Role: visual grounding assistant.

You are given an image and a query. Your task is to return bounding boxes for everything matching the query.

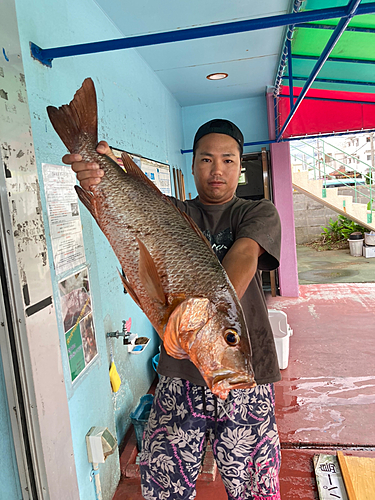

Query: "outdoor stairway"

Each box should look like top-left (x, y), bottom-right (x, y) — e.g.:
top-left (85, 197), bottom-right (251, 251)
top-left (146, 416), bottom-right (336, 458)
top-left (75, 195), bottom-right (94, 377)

top-left (292, 171), bottom-right (375, 232)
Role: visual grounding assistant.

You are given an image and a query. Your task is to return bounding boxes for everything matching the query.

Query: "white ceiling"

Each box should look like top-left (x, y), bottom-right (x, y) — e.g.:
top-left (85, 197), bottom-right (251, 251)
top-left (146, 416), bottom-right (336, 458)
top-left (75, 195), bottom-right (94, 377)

top-left (94, 0), bottom-right (292, 106)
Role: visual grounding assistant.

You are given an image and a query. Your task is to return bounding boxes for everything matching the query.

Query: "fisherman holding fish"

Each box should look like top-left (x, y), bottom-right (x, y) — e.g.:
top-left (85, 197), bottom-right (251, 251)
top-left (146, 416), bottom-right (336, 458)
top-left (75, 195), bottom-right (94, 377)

top-left (60, 86), bottom-right (281, 500)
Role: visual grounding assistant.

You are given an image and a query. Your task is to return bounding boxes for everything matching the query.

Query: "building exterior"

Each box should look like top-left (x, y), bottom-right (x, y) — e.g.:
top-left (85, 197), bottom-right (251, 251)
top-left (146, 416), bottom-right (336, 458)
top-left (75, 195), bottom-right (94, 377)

top-left (291, 133), bottom-right (375, 181)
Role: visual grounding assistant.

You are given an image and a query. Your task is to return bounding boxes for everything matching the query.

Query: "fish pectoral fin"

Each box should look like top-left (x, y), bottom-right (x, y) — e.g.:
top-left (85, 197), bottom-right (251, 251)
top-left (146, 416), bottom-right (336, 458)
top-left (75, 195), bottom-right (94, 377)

top-left (136, 237), bottom-right (166, 306)
top-left (75, 186), bottom-right (99, 220)
top-left (117, 269), bottom-right (142, 308)
top-left (163, 297), bottom-right (211, 359)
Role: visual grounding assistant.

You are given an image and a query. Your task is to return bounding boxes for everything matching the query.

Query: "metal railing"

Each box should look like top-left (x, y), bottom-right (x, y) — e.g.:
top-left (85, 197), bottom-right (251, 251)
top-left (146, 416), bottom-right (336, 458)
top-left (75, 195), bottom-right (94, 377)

top-left (291, 138), bottom-right (374, 223)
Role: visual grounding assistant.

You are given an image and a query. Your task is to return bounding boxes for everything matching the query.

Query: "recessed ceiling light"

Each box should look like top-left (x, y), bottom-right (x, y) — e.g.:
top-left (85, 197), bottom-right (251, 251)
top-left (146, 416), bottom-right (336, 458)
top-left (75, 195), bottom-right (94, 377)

top-left (206, 73), bottom-right (228, 80)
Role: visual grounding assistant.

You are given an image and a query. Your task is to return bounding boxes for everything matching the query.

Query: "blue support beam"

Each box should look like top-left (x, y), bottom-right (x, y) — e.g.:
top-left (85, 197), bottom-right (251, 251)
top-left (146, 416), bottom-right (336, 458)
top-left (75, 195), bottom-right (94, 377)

top-left (286, 38), bottom-right (294, 111)
top-left (279, 94), bottom-right (375, 105)
top-left (30, 3), bottom-right (375, 67)
top-left (276, 0), bottom-right (363, 142)
top-left (282, 75), bottom-right (375, 87)
top-left (281, 127), bottom-right (375, 143)
top-left (299, 22), bottom-right (375, 34)
top-left (180, 128), bottom-right (375, 154)
top-left (274, 95), bottom-right (279, 142)
top-left (292, 54), bottom-right (375, 65)
top-left (273, 0), bottom-right (303, 98)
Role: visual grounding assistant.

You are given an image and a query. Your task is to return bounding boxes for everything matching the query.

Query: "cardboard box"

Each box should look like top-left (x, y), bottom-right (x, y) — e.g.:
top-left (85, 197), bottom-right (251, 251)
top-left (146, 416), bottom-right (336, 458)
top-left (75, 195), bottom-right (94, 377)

top-left (363, 245), bottom-right (375, 258)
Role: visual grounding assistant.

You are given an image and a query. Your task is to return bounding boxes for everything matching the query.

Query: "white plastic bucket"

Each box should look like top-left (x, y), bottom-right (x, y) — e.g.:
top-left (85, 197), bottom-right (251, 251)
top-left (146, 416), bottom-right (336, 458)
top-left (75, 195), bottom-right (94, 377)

top-left (348, 239), bottom-right (363, 257)
top-left (268, 310), bottom-right (293, 370)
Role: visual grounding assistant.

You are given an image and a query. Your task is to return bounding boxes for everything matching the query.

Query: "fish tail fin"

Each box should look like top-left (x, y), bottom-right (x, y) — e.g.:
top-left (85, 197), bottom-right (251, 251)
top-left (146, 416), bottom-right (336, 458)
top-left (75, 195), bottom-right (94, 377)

top-left (47, 78), bottom-right (98, 154)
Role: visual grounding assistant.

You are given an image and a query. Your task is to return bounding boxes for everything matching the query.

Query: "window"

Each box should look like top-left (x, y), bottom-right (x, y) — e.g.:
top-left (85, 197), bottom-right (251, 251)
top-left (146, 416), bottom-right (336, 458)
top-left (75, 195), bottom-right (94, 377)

top-left (368, 155), bottom-right (372, 161)
top-left (367, 137), bottom-right (371, 142)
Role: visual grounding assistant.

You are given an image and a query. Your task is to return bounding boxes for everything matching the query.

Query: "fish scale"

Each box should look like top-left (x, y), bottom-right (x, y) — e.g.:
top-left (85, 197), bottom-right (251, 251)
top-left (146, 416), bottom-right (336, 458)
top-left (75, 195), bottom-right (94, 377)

top-left (46, 78), bottom-right (256, 399)
top-left (89, 157), bottom-right (225, 304)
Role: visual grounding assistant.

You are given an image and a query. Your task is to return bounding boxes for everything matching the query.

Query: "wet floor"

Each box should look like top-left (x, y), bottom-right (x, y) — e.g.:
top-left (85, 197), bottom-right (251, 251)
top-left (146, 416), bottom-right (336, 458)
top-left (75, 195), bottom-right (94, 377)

top-left (268, 283), bottom-right (375, 499)
top-left (114, 282), bottom-right (375, 499)
top-left (297, 245), bottom-right (375, 284)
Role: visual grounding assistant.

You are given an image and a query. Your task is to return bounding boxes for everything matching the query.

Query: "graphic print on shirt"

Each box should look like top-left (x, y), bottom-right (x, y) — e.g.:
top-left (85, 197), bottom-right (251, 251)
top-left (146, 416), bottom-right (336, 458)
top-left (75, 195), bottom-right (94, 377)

top-left (202, 228), bottom-right (233, 262)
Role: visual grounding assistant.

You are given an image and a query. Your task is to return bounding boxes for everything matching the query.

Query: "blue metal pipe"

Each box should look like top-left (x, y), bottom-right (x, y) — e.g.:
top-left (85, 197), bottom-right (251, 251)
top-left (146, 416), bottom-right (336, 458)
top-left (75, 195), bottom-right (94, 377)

top-left (276, 0), bottom-right (363, 142)
top-left (283, 75), bottom-right (375, 87)
top-left (180, 127), bottom-right (375, 154)
top-left (299, 22), bottom-right (375, 34)
top-left (279, 94), bottom-right (375, 105)
top-left (181, 140), bottom-right (275, 154)
top-left (273, 0), bottom-right (303, 98)
top-left (286, 38), bottom-right (294, 111)
top-left (292, 54), bottom-right (375, 65)
top-left (274, 95), bottom-right (279, 139)
top-left (284, 128), bottom-right (375, 142)
top-left (30, 3), bottom-right (375, 67)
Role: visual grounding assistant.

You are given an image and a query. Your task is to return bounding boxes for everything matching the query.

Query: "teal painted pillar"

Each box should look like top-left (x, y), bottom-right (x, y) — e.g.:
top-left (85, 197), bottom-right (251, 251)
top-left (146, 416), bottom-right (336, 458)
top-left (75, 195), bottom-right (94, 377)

top-left (266, 93), bottom-right (299, 297)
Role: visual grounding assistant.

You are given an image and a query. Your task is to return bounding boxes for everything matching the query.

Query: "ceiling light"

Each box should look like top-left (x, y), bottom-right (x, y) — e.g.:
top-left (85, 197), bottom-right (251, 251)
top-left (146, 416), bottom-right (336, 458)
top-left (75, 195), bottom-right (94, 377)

top-left (206, 73), bottom-right (228, 80)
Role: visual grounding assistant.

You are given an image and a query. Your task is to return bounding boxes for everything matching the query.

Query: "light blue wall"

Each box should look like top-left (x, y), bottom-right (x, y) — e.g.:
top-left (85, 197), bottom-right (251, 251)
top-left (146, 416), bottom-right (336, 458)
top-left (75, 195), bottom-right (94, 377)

top-left (181, 96), bottom-right (269, 198)
top-left (12, 1), bottom-right (270, 498)
top-left (0, 352), bottom-right (22, 499)
top-left (15, 0), bottom-right (184, 498)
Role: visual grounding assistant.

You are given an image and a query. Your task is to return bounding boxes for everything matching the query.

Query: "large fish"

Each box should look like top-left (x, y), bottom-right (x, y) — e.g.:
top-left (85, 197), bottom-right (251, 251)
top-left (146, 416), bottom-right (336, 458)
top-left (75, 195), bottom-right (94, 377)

top-left (47, 78), bottom-right (255, 399)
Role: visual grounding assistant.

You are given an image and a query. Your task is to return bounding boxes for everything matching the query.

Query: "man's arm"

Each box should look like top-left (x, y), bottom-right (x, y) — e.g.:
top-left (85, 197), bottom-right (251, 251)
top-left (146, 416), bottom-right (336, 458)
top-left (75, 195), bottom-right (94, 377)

top-left (222, 237), bottom-right (264, 300)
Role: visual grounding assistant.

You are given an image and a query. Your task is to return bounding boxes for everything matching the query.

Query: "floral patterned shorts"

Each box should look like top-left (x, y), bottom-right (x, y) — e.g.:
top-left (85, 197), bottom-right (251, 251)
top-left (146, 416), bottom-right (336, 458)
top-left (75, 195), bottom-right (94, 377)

top-left (140, 376), bottom-right (281, 500)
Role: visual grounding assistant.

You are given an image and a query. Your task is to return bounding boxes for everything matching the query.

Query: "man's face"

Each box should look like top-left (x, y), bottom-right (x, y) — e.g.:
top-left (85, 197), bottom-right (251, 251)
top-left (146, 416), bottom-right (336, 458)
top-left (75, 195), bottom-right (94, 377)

top-left (192, 133), bottom-right (241, 205)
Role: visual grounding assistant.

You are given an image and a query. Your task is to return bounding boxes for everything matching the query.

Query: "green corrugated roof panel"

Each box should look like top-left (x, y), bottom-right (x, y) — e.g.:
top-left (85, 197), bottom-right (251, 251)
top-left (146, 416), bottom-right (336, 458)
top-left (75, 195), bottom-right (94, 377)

top-left (284, 0), bottom-right (375, 93)
top-left (292, 29), bottom-right (375, 60)
top-left (291, 58), bottom-right (375, 81)
top-left (302, 0), bottom-right (375, 11)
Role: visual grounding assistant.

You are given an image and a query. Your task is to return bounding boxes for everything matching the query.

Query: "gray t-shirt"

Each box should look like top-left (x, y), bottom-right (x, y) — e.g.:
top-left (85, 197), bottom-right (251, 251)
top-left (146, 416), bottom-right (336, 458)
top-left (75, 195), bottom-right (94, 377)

top-left (157, 195), bottom-right (282, 386)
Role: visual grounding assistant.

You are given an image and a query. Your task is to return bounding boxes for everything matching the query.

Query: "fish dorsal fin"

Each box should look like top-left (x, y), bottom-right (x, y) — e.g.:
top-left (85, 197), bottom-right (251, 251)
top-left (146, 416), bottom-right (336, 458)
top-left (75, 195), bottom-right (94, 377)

top-left (47, 78), bottom-right (97, 154)
top-left (120, 153), bottom-right (162, 196)
top-left (117, 269), bottom-right (142, 308)
top-left (75, 185), bottom-right (99, 220)
top-left (136, 237), bottom-right (166, 305)
top-left (178, 208), bottom-right (217, 257)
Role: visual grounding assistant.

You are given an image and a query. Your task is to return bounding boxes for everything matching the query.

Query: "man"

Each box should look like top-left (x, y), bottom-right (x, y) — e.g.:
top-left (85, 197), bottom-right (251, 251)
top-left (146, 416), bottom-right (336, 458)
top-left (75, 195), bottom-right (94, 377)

top-left (64, 119), bottom-right (282, 500)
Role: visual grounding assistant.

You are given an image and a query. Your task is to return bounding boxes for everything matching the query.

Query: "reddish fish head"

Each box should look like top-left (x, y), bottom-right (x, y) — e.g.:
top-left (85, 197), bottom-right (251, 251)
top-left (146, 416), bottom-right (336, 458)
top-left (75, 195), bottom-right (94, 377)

top-left (163, 297), bottom-right (255, 399)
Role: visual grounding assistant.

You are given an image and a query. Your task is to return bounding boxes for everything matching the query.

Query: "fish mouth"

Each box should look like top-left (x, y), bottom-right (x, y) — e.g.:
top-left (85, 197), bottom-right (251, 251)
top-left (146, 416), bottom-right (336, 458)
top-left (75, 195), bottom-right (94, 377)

top-left (212, 371), bottom-right (255, 389)
top-left (211, 371), bottom-right (256, 400)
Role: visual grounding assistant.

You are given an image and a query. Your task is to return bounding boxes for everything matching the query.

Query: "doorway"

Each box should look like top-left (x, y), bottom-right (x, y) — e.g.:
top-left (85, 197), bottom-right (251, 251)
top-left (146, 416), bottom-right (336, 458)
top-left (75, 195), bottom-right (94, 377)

top-left (236, 150), bottom-right (278, 295)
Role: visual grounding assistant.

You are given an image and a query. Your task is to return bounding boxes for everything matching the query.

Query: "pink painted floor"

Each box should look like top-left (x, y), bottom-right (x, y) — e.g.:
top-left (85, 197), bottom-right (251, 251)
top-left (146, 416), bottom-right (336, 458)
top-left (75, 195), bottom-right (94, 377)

top-left (114, 283), bottom-right (375, 500)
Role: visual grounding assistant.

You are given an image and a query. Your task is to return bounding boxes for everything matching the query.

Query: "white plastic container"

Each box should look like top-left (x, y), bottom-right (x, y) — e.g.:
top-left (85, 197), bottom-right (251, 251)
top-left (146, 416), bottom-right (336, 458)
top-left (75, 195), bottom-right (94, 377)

top-left (268, 309), bottom-right (293, 370)
top-left (364, 232), bottom-right (375, 246)
top-left (348, 238), bottom-right (364, 257)
top-left (363, 244), bottom-right (375, 258)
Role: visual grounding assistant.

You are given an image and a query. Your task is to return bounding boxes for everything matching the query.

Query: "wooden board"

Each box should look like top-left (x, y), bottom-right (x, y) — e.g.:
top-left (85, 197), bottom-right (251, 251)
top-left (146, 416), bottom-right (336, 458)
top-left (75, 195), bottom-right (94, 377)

top-left (338, 451), bottom-right (375, 500)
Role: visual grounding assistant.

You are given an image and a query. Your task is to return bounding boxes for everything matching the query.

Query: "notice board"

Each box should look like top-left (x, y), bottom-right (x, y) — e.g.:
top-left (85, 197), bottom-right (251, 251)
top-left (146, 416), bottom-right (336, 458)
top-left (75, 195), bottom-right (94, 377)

top-left (111, 148), bottom-right (172, 196)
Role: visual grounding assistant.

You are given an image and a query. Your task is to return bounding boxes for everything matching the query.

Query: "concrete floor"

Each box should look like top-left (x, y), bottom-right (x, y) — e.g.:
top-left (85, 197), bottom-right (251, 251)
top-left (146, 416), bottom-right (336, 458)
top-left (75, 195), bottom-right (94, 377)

top-left (297, 245), bottom-right (375, 285)
top-left (113, 281), bottom-right (375, 500)
top-left (269, 283), bottom-right (375, 499)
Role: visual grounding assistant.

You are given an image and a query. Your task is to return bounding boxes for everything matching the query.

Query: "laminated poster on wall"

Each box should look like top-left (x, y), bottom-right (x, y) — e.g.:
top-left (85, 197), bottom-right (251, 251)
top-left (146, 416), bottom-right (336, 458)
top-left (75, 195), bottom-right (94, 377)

top-left (112, 148), bottom-right (172, 196)
top-left (58, 267), bottom-right (98, 382)
top-left (42, 163), bottom-right (86, 276)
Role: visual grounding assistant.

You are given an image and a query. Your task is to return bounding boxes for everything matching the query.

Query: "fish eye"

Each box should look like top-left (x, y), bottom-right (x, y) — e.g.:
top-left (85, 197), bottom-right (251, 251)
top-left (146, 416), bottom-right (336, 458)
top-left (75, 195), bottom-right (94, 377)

top-left (224, 329), bottom-right (240, 346)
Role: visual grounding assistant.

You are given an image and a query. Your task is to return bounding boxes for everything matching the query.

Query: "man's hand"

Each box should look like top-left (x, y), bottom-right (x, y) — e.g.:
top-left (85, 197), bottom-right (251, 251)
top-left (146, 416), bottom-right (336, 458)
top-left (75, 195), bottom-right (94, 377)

top-left (62, 140), bottom-right (116, 190)
top-left (222, 238), bottom-right (264, 300)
